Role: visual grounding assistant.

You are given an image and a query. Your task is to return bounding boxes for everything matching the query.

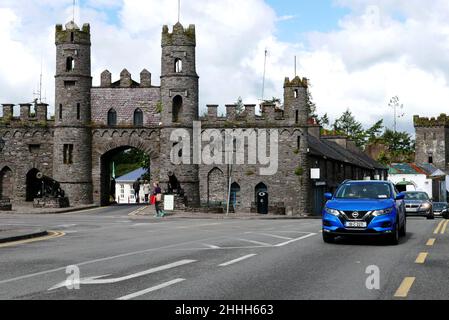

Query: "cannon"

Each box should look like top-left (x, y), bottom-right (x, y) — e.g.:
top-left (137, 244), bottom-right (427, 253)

top-left (167, 171), bottom-right (184, 196)
top-left (36, 171), bottom-right (66, 198)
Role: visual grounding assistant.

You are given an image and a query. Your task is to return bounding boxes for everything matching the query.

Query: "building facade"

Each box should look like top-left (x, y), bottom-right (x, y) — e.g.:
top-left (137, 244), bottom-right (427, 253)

top-left (0, 20), bottom-right (384, 215)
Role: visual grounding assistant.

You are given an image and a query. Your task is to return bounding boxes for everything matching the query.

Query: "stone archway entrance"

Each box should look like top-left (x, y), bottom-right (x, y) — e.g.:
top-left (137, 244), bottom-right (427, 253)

top-left (0, 167), bottom-right (13, 200)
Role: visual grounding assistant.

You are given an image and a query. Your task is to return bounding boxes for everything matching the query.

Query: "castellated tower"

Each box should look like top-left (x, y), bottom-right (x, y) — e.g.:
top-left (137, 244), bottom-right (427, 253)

top-left (53, 21), bottom-right (93, 204)
top-left (159, 23), bottom-right (200, 206)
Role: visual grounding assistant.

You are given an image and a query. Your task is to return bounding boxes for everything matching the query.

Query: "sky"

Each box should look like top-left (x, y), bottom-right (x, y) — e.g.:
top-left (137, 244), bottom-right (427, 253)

top-left (1, 0), bottom-right (449, 134)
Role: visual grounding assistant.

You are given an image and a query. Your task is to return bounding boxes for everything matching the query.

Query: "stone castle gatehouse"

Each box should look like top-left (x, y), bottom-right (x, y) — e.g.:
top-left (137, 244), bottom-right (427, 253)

top-left (0, 20), bottom-right (385, 215)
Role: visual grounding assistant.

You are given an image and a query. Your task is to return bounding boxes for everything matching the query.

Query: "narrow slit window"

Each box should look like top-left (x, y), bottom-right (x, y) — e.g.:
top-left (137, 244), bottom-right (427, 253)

top-left (59, 104), bottom-right (63, 120)
top-left (133, 109), bottom-right (144, 127)
top-left (175, 58), bottom-right (183, 73)
top-left (70, 32), bottom-right (74, 42)
top-left (77, 103), bottom-right (81, 120)
top-left (66, 57), bottom-right (75, 72)
top-left (294, 89), bottom-right (298, 98)
top-left (295, 110), bottom-right (299, 124)
top-left (297, 136), bottom-right (301, 150)
top-left (63, 144), bottom-right (74, 165)
top-left (107, 109), bottom-right (117, 126)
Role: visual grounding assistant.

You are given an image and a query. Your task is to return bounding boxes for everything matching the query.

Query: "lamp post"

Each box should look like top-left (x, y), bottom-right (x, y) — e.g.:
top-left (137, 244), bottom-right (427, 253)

top-left (0, 137), bottom-right (5, 152)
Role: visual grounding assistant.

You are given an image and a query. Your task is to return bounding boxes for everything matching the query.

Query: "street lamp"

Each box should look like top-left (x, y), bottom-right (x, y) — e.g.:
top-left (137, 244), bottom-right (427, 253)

top-left (0, 137), bottom-right (5, 152)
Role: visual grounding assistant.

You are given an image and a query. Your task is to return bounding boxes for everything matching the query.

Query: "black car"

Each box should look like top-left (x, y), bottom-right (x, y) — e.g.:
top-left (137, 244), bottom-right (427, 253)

top-left (404, 192), bottom-right (434, 220)
top-left (433, 202), bottom-right (449, 218)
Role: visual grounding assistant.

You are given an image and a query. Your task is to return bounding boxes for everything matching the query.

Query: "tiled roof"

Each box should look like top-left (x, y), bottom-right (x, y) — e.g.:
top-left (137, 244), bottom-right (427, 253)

top-left (116, 167), bottom-right (148, 182)
top-left (308, 135), bottom-right (386, 170)
top-left (388, 163), bottom-right (444, 176)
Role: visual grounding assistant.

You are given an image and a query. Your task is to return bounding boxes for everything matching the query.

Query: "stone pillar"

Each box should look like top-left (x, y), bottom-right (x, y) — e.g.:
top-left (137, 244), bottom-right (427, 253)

top-left (140, 69), bottom-right (152, 88)
top-left (1, 104), bottom-right (14, 120)
top-left (20, 103), bottom-right (31, 120)
top-left (207, 105), bottom-right (218, 118)
top-left (101, 70), bottom-right (111, 87)
top-left (226, 105), bottom-right (236, 120)
top-left (120, 69), bottom-right (132, 88)
top-left (36, 103), bottom-right (48, 122)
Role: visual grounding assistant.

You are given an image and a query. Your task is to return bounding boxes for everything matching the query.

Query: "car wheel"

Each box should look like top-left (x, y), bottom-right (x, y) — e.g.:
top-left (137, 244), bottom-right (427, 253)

top-left (387, 221), bottom-right (400, 245)
top-left (399, 217), bottom-right (407, 237)
top-left (323, 232), bottom-right (335, 244)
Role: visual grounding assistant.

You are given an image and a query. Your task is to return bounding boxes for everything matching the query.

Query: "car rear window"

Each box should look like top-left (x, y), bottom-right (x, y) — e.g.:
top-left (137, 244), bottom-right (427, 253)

top-left (404, 193), bottom-right (429, 201)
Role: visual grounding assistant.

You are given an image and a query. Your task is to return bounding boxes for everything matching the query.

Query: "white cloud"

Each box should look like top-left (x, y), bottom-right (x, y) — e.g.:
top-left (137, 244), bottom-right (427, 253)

top-left (1, 0), bottom-right (449, 135)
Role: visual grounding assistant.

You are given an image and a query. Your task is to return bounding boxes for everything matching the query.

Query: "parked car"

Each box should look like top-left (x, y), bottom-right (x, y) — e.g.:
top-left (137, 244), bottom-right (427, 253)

top-left (432, 202), bottom-right (448, 218)
top-left (322, 180), bottom-right (407, 245)
top-left (403, 191), bottom-right (434, 220)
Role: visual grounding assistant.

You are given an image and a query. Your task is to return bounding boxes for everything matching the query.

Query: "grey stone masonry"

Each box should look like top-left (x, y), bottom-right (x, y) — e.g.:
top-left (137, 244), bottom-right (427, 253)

top-left (414, 114), bottom-right (449, 172)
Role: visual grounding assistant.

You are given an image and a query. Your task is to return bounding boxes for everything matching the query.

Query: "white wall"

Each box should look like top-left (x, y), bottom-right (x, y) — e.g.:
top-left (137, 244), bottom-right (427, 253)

top-left (116, 182), bottom-right (145, 204)
top-left (388, 174), bottom-right (433, 197)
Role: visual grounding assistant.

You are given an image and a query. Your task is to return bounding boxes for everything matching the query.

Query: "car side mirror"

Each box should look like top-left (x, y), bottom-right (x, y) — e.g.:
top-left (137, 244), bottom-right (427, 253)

top-left (396, 192), bottom-right (406, 200)
top-left (324, 193), bottom-right (333, 201)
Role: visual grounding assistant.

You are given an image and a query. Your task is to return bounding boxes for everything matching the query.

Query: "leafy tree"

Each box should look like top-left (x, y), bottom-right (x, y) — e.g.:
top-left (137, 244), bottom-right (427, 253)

top-left (235, 96), bottom-right (244, 115)
top-left (333, 109), bottom-right (366, 147)
top-left (365, 120), bottom-right (384, 143)
top-left (319, 113), bottom-right (330, 129)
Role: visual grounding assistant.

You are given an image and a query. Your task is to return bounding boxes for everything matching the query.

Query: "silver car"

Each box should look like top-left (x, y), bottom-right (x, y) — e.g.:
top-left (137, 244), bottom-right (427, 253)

top-left (404, 192), bottom-right (434, 220)
top-left (432, 202), bottom-right (449, 218)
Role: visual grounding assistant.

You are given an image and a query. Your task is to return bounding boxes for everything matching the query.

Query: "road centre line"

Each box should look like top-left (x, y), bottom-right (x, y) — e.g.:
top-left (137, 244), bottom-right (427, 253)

top-left (426, 239), bottom-right (436, 246)
top-left (219, 254), bottom-right (257, 267)
top-left (434, 220), bottom-right (445, 234)
top-left (394, 277), bottom-right (415, 298)
top-left (117, 278), bottom-right (185, 300)
top-left (415, 252), bottom-right (428, 264)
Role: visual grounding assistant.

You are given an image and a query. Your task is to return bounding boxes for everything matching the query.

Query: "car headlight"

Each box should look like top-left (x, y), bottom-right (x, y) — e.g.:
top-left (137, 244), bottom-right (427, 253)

top-left (372, 208), bottom-right (394, 217)
top-left (325, 207), bottom-right (340, 216)
top-left (420, 203), bottom-right (431, 210)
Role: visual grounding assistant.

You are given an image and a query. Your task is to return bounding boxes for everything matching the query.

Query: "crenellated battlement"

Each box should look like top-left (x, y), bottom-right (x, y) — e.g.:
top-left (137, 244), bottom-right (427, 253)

top-left (99, 69), bottom-right (155, 88)
top-left (284, 76), bottom-right (308, 88)
top-left (162, 22), bottom-right (196, 46)
top-left (201, 102), bottom-right (288, 125)
top-left (55, 21), bottom-right (90, 44)
top-left (414, 114), bottom-right (449, 128)
top-left (0, 103), bottom-right (52, 126)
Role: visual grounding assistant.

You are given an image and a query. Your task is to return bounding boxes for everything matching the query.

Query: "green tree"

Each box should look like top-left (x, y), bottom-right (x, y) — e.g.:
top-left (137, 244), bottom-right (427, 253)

top-left (333, 109), bottom-right (366, 147)
top-left (365, 120), bottom-right (384, 143)
top-left (235, 97), bottom-right (244, 115)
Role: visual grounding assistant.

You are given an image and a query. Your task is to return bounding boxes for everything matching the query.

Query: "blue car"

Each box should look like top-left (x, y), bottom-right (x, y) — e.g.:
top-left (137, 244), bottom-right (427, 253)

top-left (322, 180), bottom-right (407, 245)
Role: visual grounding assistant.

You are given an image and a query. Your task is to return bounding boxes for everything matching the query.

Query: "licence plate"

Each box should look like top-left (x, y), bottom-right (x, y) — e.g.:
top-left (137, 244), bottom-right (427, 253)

top-left (345, 221), bottom-right (367, 228)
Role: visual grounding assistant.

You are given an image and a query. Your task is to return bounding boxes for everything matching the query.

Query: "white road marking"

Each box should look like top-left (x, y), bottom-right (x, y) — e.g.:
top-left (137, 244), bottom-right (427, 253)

top-left (274, 233), bottom-right (317, 247)
top-left (55, 224), bottom-right (77, 228)
top-left (232, 238), bottom-right (272, 247)
top-left (117, 279), bottom-right (185, 300)
top-left (219, 254), bottom-right (257, 267)
top-left (246, 232), bottom-right (293, 240)
top-left (176, 223), bottom-right (221, 229)
top-left (203, 244), bottom-right (220, 249)
top-left (49, 260), bottom-right (196, 290)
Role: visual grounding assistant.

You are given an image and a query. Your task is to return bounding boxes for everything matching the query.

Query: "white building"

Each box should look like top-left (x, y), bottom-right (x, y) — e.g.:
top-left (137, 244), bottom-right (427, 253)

top-left (115, 168), bottom-right (149, 204)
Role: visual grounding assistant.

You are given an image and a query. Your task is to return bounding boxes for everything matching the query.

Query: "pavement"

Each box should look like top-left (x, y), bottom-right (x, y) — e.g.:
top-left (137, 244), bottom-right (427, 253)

top-left (0, 204), bottom-right (449, 300)
top-left (0, 227), bottom-right (48, 244)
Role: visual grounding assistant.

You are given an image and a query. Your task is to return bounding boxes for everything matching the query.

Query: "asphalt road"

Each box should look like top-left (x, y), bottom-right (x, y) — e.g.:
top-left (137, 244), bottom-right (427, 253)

top-left (0, 205), bottom-right (448, 300)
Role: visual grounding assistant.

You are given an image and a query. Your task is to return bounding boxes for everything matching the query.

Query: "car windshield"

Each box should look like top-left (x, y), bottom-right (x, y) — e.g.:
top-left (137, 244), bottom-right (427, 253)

top-left (335, 183), bottom-right (391, 200)
top-left (404, 192), bottom-right (429, 201)
top-left (433, 202), bottom-right (447, 210)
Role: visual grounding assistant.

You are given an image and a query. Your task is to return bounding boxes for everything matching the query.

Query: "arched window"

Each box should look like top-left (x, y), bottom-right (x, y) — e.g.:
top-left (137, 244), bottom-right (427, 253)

top-left (134, 109), bottom-right (144, 127)
top-left (107, 109), bottom-right (117, 126)
top-left (175, 58), bottom-right (183, 73)
top-left (0, 166), bottom-right (13, 200)
top-left (66, 57), bottom-right (75, 72)
top-left (173, 95), bottom-right (183, 123)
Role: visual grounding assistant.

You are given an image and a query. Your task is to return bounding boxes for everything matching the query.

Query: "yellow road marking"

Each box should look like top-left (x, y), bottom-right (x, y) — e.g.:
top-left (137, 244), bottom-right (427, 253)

top-left (434, 220), bottom-right (445, 234)
top-left (0, 231), bottom-right (65, 248)
top-left (415, 252), bottom-right (428, 264)
top-left (426, 238), bottom-right (436, 246)
top-left (440, 220), bottom-right (449, 235)
top-left (394, 277), bottom-right (416, 298)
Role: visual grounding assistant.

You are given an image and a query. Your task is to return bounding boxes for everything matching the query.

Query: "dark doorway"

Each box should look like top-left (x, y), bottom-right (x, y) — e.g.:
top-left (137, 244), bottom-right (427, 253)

top-left (255, 182), bottom-right (268, 214)
top-left (26, 168), bottom-right (41, 202)
top-left (0, 167), bottom-right (13, 200)
top-left (173, 95), bottom-right (183, 123)
top-left (230, 182), bottom-right (241, 209)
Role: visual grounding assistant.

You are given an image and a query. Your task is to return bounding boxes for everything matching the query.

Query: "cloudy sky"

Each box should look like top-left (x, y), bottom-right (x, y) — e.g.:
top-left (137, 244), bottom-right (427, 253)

top-left (1, 0), bottom-right (449, 134)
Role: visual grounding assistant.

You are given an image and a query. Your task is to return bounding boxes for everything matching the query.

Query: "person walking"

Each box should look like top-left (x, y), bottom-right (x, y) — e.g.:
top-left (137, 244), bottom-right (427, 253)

top-left (133, 179), bottom-right (141, 204)
top-left (153, 182), bottom-right (164, 217)
top-left (143, 180), bottom-right (151, 203)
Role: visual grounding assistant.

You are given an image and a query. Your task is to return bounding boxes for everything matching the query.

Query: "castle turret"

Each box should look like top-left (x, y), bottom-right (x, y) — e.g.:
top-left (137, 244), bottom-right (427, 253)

top-left (53, 21), bottom-right (93, 204)
top-left (283, 76), bottom-right (309, 126)
top-left (159, 22), bottom-right (200, 206)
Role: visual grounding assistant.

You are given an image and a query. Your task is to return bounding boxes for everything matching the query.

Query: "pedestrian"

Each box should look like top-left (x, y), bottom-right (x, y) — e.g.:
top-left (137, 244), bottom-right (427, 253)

top-left (143, 180), bottom-right (151, 203)
top-left (153, 182), bottom-right (164, 217)
top-left (133, 179), bottom-right (141, 204)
